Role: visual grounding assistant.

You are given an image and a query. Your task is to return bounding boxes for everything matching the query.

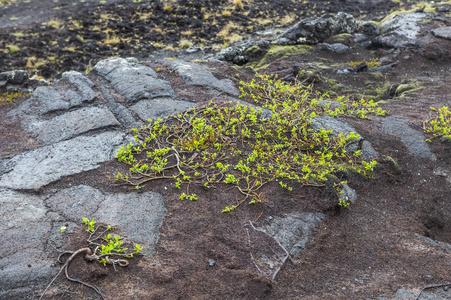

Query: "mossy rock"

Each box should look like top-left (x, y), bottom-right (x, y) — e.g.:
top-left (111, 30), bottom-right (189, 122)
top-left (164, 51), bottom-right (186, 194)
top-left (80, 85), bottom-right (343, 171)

top-left (327, 33), bottom-right (353, 44)
top-left (363, 81), bottom-right (392, 100)
top-left (395, 82), bottom-right (423, 98)
top-left (380, 155), bottom-right (402, 172)
top-left (298, 69), bottom-right (324, 84)
top-left (249, 44), bottom-right (313, 70)
top-left (369, 72), bottom-right (384, 81)
top-left (327, 79), bottom-right (345, 93)
top-left (244, 45), bottom-right (263, 55)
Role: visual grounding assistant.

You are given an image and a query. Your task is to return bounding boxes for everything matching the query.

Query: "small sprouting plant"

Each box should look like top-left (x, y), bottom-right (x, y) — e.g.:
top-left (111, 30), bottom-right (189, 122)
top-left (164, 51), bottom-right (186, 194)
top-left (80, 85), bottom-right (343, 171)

top-left (134, 243), bottom-right (144, 254)
top-left (335, 180), bottom-right (350, 208)
top-left (224, 174), bottom-right (239, 184)
top-left (425, 106), bottom-right (451, 141)
top-left (111, 74), bottom-right (385, 213)
top-left (84, 59), bottom-right (93, 74)
top-left (180, 193), bottom-right (198, 201)
top-left (59, 226), bottom-right (67, 233)
top-left (222, 205), bottom-right (237, 213)
top-left (81, 217), bottom-right (96, 233)
top-left (41, 219), bottom-right (144, 299)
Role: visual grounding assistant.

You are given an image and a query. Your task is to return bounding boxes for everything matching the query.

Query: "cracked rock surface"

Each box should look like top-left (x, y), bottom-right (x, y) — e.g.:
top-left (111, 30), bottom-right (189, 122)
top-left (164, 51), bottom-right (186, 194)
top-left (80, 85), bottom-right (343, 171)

top-left (0, 57), bottom-right (243, 297)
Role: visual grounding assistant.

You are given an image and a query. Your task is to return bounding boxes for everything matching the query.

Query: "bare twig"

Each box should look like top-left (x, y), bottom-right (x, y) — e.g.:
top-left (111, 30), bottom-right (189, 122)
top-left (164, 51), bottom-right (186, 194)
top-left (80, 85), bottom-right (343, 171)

top-left (247, 220), bottom-right (291, 281)
top-left (245, 228), bottom-right (263, 274)
top-left (64, 257), bottom-right (106, 300)
top-left (40, 248), bottom-right (106, 300)
top-left (254, 211), bottom-right (264, 223)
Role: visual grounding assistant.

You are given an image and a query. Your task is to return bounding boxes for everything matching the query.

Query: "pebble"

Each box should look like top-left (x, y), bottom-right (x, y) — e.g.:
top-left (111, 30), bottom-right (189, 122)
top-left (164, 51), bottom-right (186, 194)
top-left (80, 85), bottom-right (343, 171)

top-left (208, 259), bottom-right (216, 267)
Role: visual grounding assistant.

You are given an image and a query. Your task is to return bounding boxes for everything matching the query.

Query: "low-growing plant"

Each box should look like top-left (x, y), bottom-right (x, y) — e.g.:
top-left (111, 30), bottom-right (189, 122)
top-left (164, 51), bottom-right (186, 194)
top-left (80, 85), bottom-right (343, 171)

top-left (111, 74), bottom-right (386, 211)
top-left (0, 91), bottom-right (29, 105)
top-left (425, 106), bottom-right (451, 141)
top-left (82, 217), bottom-right (96, 232)
top-left (40, 218), bottom-right (144, 299)
top-left (348, 58), bottom-right (380, 68)
top-left (335, 180), bottom-right (350, 208)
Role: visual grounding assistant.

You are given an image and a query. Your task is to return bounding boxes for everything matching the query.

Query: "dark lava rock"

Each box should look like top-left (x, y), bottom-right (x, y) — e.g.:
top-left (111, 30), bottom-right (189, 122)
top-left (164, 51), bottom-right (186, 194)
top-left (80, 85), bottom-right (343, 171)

top-left (351, 62), bottom-right (368, 73)
top-left (359, 21), bottom-right (381, 36)
top-left (278, 12), bottom-right (357, 44)
top-left (0, 70), bottom-right (28, 85)
top-left (317, 43), bottom-right (350, 54)
top-left (216, 40), bottom-right (270, 65)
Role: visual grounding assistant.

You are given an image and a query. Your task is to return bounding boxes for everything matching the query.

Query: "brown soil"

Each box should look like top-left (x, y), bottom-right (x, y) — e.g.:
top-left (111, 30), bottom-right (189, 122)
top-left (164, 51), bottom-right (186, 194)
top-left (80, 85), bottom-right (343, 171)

top-left (0, 0), bottom-right (420, 79)
top-left (1, 1), bottom-right (450, 300)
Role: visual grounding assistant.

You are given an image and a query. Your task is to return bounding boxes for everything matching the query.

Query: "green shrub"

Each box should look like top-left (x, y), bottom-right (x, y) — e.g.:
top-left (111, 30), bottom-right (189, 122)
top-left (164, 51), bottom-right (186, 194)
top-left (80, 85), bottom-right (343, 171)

top-left (112, 74), bottom-right (387, 211)
top-left (425, 106), bottom-right (451, 141)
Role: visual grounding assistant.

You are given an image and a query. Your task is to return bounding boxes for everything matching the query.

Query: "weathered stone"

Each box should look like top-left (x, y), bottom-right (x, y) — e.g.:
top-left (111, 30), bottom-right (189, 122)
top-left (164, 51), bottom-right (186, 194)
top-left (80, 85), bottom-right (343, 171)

top-left (264, 212), bottom-right (325, 258)
top-left (360, 40), bottom-right (373, 48)
top-left (33, 86), bottom-right (69, 114)
top-left (382, 115), bottom-right (435, 160)
top-left (0, 189), bottom-right (53, 290)
top-left (368, 62), bottom-right (398, 73)
top-left (311, 115), bottom-right (379, 160)
top-left (130, 98), bottom-right (195, 121)
top-left (27, 106), bottom-right (120, 144)
top-left (279, 12), bottom-right (357, 44)
top-left (216, 40), bottom-right (269, 64)
top-left (93, 57), bottom-right (175, 103)
top-left (380, 13), bottom-right (427, 47)
top-left (359, 21), bottom-right (381, 36)
top-left (98, 85), bottom-right (141, 128)
top-left (275, 37), bottom-right (294, 45)
top-left (62, 71), bottom-right (97, 106)
top-left (340, 184), bottom-right (358, 204)
top-left (162, 59), bottom-right (240, 96)
top-left (436, 6), bottom-right (450, 13)
top-left (354, 33), bottom-right (368, 43)
top-left (378, 287), bottom-right (451, 300)
top-left (46, 185), bottom-right (166, 256)
top-left (0, 183), bottom-right (166, 296)
top-left (0, 70), bottom-right (28, 84)
top-left (94, 190), bottom-right (166, 256)
top-left (318, 43), bottom-right (349, 54)
top-left (0, 131), bottom-right (126, 190)
top-left (62, 70), bottom-right (95, 89)
top-left (432, 27), bottom-right (451, 40)
top-left (373, 34), bottom-right (409, 48)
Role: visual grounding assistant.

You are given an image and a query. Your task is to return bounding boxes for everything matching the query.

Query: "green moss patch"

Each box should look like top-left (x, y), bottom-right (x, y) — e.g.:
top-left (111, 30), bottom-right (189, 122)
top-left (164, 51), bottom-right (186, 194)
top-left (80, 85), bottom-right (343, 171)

top-left (249, 44), bottom-right (313, 70)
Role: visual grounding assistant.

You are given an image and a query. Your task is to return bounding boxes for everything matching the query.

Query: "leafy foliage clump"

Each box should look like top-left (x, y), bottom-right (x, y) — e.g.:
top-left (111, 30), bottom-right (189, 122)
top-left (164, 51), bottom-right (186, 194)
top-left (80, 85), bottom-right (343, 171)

top-left (112, 74), bottom-right (386, 211)
top-left (0, 91), bottom-right (28, 105)
top-left (80, 218), bottom-right (144, 265)
top-left (425, 106), bottom-right (451, 141)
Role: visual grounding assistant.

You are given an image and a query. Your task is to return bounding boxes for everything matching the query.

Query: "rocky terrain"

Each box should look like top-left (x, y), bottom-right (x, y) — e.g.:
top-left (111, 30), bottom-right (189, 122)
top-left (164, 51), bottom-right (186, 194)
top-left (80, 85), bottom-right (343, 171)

top-left (1, 0), bottom-right (451, 299)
